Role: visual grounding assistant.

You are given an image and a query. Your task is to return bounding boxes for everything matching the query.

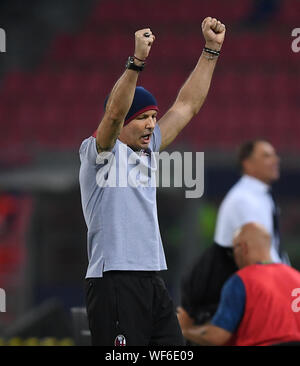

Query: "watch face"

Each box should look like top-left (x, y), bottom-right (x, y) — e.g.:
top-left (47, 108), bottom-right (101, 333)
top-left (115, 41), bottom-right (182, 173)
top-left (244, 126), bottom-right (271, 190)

top-left (126, 57), bottom-right (134, 68)
top-left (126, 57), bottom-right (144, 71)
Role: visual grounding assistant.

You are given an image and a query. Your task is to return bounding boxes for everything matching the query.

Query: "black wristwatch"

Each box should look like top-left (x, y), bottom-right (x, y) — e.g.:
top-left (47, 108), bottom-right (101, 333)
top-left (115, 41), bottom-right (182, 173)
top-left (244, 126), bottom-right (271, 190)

top-left (125, 56), bottom-right (145, 72)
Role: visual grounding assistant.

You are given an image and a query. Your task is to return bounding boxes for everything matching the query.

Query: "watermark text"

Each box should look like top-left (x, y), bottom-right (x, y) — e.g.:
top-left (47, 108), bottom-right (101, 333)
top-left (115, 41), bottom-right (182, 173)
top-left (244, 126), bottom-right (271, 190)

top-left (291, 28), bottom-right (300, 53)
top-left (291, 288), bottom-right (300, 312)
top-left (0, 28), bottom-right (6, 53)
top-left (95, 145), bottom-right (204, 199)
top-left (0, 288), bottom-right (6, 312)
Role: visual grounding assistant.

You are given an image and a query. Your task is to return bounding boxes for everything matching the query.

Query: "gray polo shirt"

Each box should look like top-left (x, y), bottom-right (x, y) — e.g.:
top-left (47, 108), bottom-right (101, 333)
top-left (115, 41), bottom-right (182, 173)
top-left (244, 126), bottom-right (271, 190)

top-left (79, 124), bottom-right (167, 278)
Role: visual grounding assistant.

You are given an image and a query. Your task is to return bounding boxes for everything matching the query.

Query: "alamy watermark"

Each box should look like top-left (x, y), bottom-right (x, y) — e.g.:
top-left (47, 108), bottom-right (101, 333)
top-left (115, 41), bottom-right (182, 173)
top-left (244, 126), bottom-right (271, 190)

top-left (0, 28), bottom-right (6, 53)
top-left (0, 288), bottom-right (6, 312)
top-left (95, 145), bottom-right (204, 199)
top-left (291, 28), bottom-right (300, 53)
top-left (291, 288), bottom-right (300, 312)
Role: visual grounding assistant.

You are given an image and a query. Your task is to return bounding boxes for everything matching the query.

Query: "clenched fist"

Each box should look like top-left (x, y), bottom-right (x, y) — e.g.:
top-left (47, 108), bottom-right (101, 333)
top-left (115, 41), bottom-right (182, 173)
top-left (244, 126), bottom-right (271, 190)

top-left (134, 28), bottom-right (155, 61)
top-left (202, 17), bottom-right (226, 51)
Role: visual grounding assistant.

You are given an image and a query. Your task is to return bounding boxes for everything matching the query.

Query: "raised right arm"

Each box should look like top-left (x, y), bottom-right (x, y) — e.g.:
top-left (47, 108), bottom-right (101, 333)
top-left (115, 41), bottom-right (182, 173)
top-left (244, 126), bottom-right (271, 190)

top-left (95, 28), bottom-right (155, 152)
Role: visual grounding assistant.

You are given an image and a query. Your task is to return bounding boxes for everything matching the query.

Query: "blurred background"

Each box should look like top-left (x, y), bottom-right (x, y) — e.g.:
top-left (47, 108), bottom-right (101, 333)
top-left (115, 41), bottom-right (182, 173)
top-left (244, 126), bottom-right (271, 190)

top-left (0, 0), bottom-right (299, 346)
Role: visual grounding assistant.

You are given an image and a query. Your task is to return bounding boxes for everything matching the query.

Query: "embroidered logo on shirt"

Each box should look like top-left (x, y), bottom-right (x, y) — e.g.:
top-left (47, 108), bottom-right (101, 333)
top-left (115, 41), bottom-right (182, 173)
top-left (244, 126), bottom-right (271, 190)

top-left (114, 334), bottom-right (126, 346)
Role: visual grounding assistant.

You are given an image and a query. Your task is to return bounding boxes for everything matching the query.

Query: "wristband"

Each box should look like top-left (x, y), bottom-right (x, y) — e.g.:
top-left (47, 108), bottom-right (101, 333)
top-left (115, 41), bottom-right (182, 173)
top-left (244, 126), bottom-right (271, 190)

top-left (203, 47), bottom-right (220, 56)
top-left (125, 56), bottom-right (145, 72)
top-left (134, 55), bottom-right (146, 62)
top-left (202, 52), bottom-right (218, 60)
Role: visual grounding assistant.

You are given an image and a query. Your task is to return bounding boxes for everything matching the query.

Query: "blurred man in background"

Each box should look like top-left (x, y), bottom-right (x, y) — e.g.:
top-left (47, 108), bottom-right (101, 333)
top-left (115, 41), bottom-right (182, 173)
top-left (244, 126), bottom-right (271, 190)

top-left (178, 222), bottom-right (300, 346)
top-left (79, 17), bottom-right (226, 346)
top-left (215, 139), bottom-right (289, 263)
top-left (181, 139), bottom-right (290, 327)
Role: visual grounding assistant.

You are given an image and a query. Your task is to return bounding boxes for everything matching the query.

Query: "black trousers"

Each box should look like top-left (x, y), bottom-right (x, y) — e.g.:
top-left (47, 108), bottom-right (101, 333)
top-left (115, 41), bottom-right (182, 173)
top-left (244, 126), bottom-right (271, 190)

top-left (85, 271), bottom-right (184, 346)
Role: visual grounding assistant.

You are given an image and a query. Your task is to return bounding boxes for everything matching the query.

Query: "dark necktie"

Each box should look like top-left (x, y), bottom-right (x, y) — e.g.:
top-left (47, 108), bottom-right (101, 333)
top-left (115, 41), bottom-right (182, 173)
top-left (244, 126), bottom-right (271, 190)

top-left (268, 189), bottom-right (289, 263)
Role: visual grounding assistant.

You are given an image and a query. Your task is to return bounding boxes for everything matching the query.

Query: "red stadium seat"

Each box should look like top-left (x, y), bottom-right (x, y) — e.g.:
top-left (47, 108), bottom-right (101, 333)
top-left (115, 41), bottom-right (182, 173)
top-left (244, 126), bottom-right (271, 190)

top-left (0, 0), bottom-right (298, 154)
top-left (2, 72), bottom-right (31, 97)
top-left (273, 0), bottom-right (300, 25)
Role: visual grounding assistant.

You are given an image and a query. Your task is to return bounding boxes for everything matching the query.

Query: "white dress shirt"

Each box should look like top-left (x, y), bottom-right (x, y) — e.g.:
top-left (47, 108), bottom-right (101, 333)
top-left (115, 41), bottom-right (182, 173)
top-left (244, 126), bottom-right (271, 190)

top-left (214, 175), bottom-right (282, 263)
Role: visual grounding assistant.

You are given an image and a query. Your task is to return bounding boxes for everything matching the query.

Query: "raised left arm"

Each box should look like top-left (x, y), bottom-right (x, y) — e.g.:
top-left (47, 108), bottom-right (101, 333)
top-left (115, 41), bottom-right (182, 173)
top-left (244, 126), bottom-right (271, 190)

top-left (158, 17), bottom-right (226, 151)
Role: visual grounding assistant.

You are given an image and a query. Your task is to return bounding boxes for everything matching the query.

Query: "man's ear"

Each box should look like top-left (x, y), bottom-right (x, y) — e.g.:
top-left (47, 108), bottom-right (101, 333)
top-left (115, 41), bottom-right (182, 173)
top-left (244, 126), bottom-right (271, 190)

top-left (242, 159), bottom-right (251, 174)
top-left (242, 241), bottom-right (248, 256)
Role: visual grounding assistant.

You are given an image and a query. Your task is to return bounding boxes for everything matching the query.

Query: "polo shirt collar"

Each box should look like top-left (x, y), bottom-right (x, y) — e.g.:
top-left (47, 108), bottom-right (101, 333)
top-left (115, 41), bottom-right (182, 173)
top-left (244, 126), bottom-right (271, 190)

top-left (241, 175), bottom-right (270, 193)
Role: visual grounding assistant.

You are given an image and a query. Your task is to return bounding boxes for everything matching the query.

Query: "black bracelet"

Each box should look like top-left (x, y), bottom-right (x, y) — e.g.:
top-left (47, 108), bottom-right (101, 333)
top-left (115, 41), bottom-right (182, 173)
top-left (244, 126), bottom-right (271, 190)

top-left (203, 47), bottom-right (220, 56)
top-left (134, 55), bottom-right (146, 62)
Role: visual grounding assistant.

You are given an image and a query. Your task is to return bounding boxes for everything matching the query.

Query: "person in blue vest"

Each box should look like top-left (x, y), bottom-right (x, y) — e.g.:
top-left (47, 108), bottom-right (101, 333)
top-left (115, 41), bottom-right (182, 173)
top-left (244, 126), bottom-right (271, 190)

top-left (177, 222), bottom-right (300, 346)
top-left (180, 139), bottom-right (289, 329)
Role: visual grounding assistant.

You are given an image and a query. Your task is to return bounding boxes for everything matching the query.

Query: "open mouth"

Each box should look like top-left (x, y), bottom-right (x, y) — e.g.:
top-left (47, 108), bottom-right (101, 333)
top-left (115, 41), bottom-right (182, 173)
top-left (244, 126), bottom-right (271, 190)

top-left (141, 133), bottom-right (151, 144)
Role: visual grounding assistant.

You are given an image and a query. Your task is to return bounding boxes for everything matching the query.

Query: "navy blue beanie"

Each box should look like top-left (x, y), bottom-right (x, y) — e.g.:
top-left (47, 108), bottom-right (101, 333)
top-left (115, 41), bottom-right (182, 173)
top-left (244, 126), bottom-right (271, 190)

top-left (104, 86), bottom-right (158, 125)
